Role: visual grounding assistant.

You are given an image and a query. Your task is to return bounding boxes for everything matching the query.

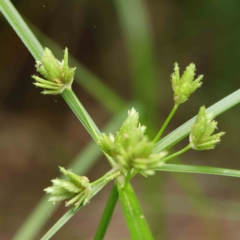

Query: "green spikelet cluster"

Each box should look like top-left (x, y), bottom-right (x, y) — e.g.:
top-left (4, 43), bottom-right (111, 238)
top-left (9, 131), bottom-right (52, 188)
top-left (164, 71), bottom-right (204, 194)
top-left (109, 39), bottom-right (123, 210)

top-left (32, 48), bottom-right (75, 95)
top-left (190, 106), bottom-right (225, 150)
top-left (172, 63), bottom-right (203, 104)
top-left (44, 167), bottom-right (91, 211)
top-left (98, 108), bottom-right (167, 175)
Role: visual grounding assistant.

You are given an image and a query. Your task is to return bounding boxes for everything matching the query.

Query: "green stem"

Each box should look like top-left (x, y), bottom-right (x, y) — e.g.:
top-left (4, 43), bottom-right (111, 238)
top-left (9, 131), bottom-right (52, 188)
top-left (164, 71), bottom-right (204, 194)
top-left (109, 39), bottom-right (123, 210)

top-left (124, 170), bottom-right (132, 189)
top-left (91, 168), bottom-right (120, 187)
top-left (61, 87), bottom-right (101, 142)
top-left (153, 104), bottom-right (179, 143)
top-left (94, 184), bottom-right (119, 240)
top-left (117, 180), bottom-right (154, 240)
top-left (162, 144), bottom-right (191, 162)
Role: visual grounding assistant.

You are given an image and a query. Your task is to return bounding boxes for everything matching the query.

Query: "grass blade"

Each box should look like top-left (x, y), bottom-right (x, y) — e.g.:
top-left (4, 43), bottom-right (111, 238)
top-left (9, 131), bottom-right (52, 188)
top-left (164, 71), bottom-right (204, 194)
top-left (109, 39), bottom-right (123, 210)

top-left (94, 184), bottom-right (118, 240)
top-left (157, 163), bottom-right (240, 178)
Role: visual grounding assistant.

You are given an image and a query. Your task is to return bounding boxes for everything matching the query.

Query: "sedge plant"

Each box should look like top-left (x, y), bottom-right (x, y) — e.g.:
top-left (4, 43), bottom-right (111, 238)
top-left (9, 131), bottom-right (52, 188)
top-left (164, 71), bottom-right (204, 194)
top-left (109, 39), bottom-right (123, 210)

top-left (32, 48), bottom-right (225, 239)
top-left (2, 1), bottom-right (240, 239)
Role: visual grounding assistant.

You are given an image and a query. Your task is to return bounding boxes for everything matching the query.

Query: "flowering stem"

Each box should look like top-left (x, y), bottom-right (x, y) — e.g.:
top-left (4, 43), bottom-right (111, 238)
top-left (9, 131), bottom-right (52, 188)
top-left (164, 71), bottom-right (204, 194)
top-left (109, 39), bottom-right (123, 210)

top-left (153, 104), bottom-right (179, 143)
top-left (94, 184), bottom-right (118, 240)
top-left (161, 144), bottom-right (191, 163)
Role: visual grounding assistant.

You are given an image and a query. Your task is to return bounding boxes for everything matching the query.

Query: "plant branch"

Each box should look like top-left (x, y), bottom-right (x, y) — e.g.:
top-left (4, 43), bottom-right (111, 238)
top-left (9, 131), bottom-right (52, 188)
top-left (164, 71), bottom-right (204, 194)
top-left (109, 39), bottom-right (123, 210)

top-left (161, 144), bottom-right (191, 163)
top-left (153, 104), bottom-right (179, 143)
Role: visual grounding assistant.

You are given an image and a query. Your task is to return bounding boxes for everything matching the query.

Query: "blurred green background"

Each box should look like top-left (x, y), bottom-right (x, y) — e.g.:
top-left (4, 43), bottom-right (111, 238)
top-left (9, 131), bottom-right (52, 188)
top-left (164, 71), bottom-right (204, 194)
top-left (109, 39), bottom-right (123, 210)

top-left (1, 0), bottom-right (240, 239)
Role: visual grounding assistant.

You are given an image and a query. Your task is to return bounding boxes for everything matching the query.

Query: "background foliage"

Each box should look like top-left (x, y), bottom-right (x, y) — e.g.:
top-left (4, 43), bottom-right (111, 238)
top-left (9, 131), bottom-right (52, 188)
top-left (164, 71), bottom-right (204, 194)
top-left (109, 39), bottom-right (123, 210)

top-left (1, 0), bottom-right (240, 239)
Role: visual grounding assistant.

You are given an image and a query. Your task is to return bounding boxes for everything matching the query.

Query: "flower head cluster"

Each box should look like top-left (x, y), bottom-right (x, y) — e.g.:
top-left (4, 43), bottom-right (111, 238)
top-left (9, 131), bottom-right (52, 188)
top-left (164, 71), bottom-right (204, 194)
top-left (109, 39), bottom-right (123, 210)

top-left (44, 167), bottom-right (91, 211)
top-left (32, 48), bottom-right (75, 95)
top-left (98, 108), bottom-right (167, 175)
top-left (190, 106), bottom-right (225, 150)
top-left (171, 63), bottom-right (203, 104)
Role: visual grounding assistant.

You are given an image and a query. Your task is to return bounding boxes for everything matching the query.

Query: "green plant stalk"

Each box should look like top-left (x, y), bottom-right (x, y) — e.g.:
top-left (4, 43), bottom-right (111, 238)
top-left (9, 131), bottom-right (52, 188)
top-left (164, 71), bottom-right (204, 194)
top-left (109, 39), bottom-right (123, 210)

top-left (94, 184), bottom-right (119, 240)
top-left (117, 179), bottom-right (154, 240)
top-left (124, 170), bottom-right (132, 188)
top-left (154, 89), bottom-right (240, 153)
top-left (41, 181), bottom-right (107, 240)
top-left (162, 144), bottom-right (191, 162)
top-left (91, 169), bottom-right (120, 186)
top-left (61, 87), bottom-right (100, 141)
top-left (156, 164), bottom-right (240, 177)
top-left (153, 104), bottom-right (179, 143)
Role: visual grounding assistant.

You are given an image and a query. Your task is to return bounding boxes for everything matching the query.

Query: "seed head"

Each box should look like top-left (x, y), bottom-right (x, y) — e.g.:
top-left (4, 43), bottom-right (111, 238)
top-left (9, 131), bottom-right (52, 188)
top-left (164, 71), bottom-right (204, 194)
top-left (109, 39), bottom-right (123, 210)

top-left (32, 48), bottom-right (75, 95)
top-left (98, 108), bottom-right (167, 175)
top-left (44, 167), bottom-right (91, 212)
top-left (171, 63), bottom-right (203, 104)
top-left (190, 106), bottom-right (225, 150)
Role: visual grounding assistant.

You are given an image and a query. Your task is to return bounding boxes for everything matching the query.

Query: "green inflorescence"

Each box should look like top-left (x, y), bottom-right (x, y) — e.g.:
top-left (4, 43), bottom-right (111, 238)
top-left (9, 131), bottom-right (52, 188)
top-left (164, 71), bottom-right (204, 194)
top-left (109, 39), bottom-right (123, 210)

top-left (190, 106), bottom-right (225, 150)
top-left (171, 63), bottom-right (203, 105)
top-left (32, 48), bottom-right (75, 95)
top-left (44, 167), bottom-right (91, 212)
top-left (98, 108), bottom-right (167, 176)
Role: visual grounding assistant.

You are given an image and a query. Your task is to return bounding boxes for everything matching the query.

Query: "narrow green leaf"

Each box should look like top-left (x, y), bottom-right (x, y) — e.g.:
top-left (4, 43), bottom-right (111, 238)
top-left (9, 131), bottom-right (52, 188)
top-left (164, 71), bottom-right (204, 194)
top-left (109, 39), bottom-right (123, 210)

top-left (94, 184), bottom-right (118, 240)
top-left (157, 163), bottom-right (240, 178)
top-left (117, 182), bottom-right (154, 240)
top-left (154, 89), bottom-right (240, 153)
